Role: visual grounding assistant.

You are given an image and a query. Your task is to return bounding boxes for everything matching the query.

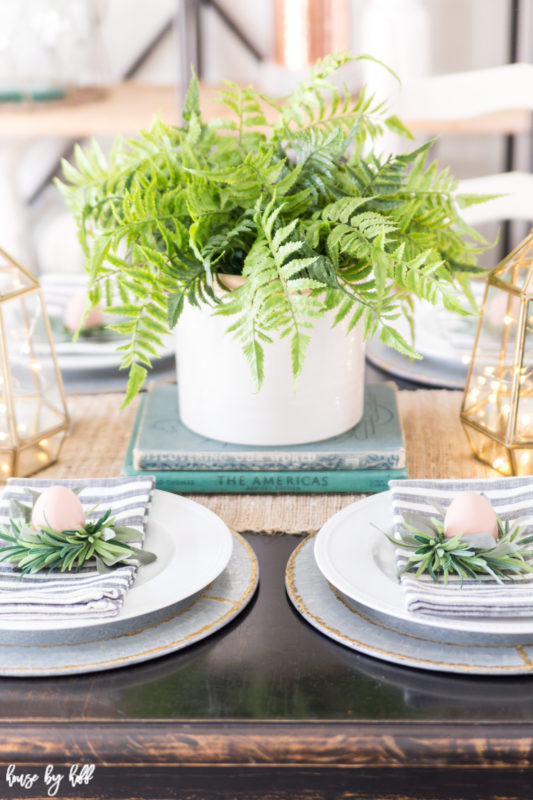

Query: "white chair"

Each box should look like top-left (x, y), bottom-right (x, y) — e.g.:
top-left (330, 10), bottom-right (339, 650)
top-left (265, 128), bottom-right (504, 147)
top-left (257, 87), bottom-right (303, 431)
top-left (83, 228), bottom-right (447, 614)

top-left (457, 172), bottom-right (533, 226)
top-left (393, 63), bottom-right (533, 129)
top-left (393, 62), bottom-right (533, 259)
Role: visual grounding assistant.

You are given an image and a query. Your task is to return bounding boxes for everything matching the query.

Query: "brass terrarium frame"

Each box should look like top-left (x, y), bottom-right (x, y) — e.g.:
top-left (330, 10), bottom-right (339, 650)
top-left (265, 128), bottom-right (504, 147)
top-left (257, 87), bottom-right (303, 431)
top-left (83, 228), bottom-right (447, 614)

top-left (461, 230), bottom-right (533, 476)
top-left (0, 247), bottom-right (69, 478)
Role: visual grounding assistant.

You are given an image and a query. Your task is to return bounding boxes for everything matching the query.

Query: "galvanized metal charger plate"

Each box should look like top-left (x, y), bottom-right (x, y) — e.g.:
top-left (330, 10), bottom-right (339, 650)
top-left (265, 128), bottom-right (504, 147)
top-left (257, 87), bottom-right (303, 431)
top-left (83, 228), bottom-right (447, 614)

top-left (286, 534), bottom-right (533, 676)
top-left (0, 532), bottom-right (257, 677)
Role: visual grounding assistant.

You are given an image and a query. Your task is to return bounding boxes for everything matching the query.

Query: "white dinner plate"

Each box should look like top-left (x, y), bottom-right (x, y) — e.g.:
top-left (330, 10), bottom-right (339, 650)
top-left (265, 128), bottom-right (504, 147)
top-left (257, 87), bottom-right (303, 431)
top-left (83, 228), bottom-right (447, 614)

top-left (0, 489), bottom-right (233, 633)
top-left (365, 340), bottom-right (468, 388)
top-left (314, 491), bottom-right (533, 635)
top-left (366, 287), bottom-right (497, 388)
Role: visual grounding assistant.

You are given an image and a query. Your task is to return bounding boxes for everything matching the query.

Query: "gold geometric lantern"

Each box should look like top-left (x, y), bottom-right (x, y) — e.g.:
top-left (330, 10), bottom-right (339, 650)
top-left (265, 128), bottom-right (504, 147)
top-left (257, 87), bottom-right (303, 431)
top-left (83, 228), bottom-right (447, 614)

top-left (0, 248), bottom-right (69, 479)
top-left (461, 230), bottom-right (533, 476)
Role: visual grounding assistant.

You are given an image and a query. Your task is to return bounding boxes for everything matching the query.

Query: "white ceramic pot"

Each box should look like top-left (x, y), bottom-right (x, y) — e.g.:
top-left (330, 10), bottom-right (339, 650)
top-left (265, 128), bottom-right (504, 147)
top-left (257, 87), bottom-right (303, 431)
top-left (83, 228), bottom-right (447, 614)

top-left (175, 302), bottom-right (365, 446)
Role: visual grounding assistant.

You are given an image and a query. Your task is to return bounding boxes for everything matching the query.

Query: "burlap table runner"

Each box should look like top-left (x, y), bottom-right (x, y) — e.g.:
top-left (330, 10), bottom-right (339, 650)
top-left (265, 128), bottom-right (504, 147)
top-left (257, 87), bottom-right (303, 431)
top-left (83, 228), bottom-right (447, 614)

top-left (24, 390), bottom-right (494, 534)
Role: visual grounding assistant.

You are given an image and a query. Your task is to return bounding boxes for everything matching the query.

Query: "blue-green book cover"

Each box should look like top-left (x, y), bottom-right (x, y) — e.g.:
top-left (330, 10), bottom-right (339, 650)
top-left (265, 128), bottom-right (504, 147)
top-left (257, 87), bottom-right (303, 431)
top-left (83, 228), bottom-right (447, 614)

top-left (132, 382), bottom-right (405, 472)
top-left (122, 400), bottom-right (407, 493)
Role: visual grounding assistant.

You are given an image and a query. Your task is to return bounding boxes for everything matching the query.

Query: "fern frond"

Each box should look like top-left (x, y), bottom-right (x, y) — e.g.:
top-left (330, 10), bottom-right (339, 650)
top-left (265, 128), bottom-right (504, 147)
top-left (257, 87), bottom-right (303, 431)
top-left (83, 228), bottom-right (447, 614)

top-left (57, 53), bottom-right (491, 402)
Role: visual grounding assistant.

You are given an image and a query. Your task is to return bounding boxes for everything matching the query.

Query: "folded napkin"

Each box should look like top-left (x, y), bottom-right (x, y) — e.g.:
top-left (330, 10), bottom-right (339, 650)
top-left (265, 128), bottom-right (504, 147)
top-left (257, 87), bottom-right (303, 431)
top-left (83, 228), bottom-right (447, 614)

top-left (389, 477), bottom-right (533, 618)
top-left (0, 476), bottom-right (155, 620)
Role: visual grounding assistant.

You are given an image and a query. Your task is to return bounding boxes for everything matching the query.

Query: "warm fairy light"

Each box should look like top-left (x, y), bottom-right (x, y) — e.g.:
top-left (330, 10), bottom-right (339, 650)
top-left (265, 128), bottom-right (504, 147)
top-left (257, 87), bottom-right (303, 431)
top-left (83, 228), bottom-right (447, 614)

top-left (470, 388), bottom-right (480, 401)
top-left (522, 415), bottom-right (531, 426)
top-left (461, 355), bottom-right (471, 364)
top-left (16, 423), bottom-right (26, 433)
top-left (504, 315), bottom-right (514, 325)
top-left (521, 452), bottom-right (531, 465)
top-left (20, 345), bottom-right (30, 355)
top-left (478, 409), bottom-right (486, 418)
top-left (1, 463), bottom-right (9, 474)
top-left (489, 393), bottom-right (497, 404)
top-left (502, 404), bottom-right (511, 415)
top-left (477, 376), bottom-right (487, 386)
top-left (30, 361), bottom-right (42, 372)
top-left (38, 439), bottom-right (48, 447)
top-left (36, 452), bottom-right (48, 463)
top-left (485, 367), bottom-right (495, 375)
top-left (0, 433), bottom-right (6, 442)
top-left (490, 380), bottom-right (500, 390)
top-left (493, 457), bottom-right (505, 469)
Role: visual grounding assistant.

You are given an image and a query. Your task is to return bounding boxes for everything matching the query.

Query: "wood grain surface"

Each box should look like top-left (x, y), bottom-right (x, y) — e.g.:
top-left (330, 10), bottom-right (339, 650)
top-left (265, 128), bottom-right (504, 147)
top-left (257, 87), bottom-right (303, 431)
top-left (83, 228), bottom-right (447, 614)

top-left (0, 533), bottom-right (530, 799)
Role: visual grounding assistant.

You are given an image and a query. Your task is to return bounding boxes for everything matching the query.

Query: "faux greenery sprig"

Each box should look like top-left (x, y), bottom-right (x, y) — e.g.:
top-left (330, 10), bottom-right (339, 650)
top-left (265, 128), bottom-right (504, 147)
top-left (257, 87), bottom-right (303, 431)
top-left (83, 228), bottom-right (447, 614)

top-left (0, 497), bottom-right (156, 576)
top-left (58, 51), bottom-right (490, 403)
top-left (384, 506), bottom-right (533, 585)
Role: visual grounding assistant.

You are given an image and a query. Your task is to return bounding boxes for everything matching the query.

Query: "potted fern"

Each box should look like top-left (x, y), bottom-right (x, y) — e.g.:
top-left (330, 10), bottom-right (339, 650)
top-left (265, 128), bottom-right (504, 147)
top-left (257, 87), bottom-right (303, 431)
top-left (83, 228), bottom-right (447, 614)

top-left (59, 53), bottom-right (485, 445)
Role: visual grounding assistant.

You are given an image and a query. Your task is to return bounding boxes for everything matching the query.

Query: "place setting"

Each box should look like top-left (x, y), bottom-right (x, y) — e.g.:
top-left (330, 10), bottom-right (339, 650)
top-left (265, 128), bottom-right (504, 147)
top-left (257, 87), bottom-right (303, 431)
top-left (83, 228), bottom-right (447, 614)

top-left (39, 272), bottom-right (176, 393)
top-left (365, 279), bottom-right (500, 389)
top-left (286, 477), bottom-right (533, 675)
top-left (0, 476), bottom-right (258, 676)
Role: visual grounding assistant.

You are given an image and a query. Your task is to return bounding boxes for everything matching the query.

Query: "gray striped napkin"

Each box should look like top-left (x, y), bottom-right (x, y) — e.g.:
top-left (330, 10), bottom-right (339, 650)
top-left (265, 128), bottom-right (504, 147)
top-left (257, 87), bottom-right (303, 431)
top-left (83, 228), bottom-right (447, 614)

top-left (0, 476), bottom-right (155, 620)
top-left (389, 477), bottom-right (533, 618)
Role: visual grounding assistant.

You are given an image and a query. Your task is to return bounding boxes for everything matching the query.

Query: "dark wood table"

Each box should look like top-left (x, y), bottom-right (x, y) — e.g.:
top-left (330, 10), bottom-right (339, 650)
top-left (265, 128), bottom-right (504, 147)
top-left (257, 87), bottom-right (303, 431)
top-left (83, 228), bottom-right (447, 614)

top-left (2, 532), bottom-right (533, 800)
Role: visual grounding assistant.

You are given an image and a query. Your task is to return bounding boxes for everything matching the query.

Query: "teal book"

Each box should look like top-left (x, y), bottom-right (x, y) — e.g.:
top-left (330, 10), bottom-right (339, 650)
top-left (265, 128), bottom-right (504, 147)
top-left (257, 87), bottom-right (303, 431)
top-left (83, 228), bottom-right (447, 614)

top-left (122, 401), bottom-right (407, 493)
top-left (132, 383), bottom-right (405, 472)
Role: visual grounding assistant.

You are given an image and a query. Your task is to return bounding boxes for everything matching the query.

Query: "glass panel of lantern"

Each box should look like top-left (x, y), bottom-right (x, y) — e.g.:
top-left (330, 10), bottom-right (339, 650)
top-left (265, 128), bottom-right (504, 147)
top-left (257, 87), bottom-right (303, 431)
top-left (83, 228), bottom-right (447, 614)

top-left (0, 248), bottom-right (69, 479)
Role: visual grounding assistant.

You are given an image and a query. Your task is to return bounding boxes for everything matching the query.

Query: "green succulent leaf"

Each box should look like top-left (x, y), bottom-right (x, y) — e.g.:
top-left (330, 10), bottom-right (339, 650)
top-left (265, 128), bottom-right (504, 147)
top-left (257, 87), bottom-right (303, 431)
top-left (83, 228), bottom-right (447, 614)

top-left (380, 509), bottom-right (533, 586)
top-left (0, 503), bottom-right (156, 577)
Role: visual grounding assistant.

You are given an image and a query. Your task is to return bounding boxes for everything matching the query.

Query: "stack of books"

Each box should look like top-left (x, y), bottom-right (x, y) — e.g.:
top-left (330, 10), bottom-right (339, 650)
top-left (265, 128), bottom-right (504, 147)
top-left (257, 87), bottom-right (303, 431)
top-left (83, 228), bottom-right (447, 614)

top-left (122, 382), bottom-right (407, 493)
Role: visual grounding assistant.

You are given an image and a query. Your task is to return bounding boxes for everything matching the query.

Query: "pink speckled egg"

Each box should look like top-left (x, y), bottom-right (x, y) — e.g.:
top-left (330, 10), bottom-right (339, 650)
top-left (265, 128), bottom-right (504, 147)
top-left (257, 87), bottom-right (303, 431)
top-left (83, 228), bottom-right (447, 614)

top-left (31, 485), bottom-right (85, 532)
top-left (64, 291), bottom-right (105, 333)
top-left (443, 491), bottom-right (498, 541)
